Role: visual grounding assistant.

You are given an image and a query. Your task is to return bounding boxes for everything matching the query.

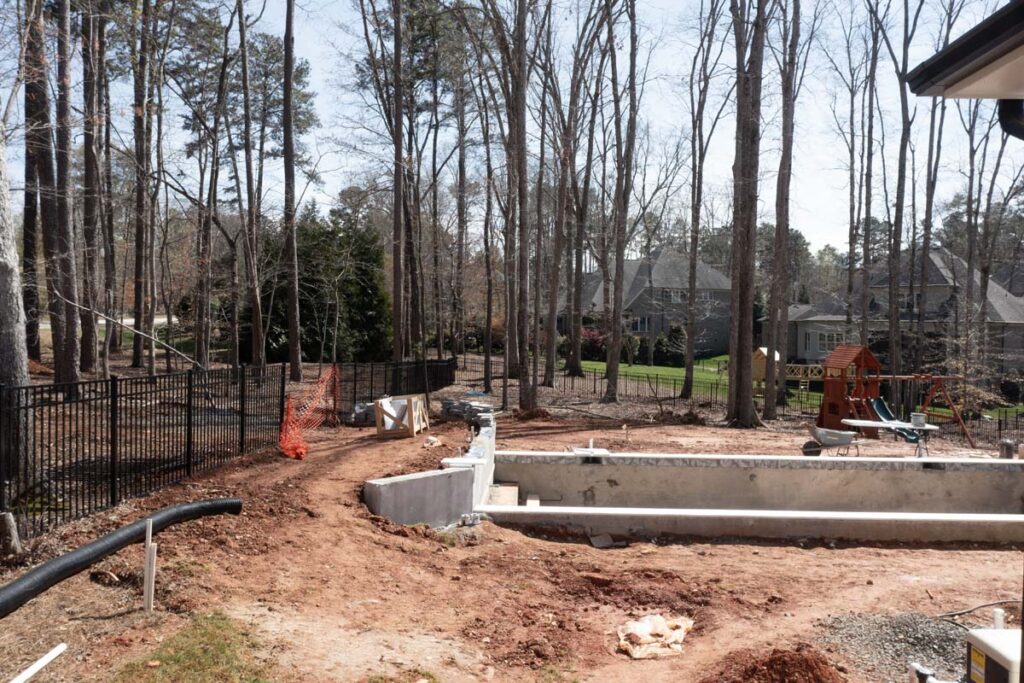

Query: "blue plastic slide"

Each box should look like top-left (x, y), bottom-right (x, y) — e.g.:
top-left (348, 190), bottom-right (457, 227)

top-left (870, 398), bottom-right (920, 443)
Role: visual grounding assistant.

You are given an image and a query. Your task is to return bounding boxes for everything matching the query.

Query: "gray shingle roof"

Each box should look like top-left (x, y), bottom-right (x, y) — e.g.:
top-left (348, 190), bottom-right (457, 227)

top-left (568, 247), bottom-right (729, 313)
top-left (795, 247), bottom-right (1024, 324)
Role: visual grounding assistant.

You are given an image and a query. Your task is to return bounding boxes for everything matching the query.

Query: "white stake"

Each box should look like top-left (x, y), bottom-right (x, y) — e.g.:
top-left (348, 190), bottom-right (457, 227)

top-left (143, 519), bottom-right (157, 612)
top-left (10, 643), bottom-right (67, 683)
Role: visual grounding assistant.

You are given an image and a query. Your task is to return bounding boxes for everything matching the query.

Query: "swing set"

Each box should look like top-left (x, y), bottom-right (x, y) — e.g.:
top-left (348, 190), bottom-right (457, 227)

top-left (816, 344), bottom-right (975, 448)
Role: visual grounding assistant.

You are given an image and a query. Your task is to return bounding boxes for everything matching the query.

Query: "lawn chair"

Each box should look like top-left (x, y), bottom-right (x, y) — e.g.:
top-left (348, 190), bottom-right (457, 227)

top-left (374, 394), bottom-right (430, 439)
top-left (801, 422), bottom-right (861, 457)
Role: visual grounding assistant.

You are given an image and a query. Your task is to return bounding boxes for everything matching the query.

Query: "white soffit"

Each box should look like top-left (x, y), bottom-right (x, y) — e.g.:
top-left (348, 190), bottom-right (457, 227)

top-left (946, 44), bottom-right (1024, 99)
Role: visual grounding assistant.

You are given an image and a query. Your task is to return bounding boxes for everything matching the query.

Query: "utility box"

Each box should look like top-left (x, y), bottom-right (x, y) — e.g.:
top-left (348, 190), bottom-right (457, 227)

top-left (967, 629), bottom-right (1021, 683)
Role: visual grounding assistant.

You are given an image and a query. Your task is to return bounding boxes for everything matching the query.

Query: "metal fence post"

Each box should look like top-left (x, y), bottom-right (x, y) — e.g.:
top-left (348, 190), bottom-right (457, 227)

top-left (353, 363), bottom-right (358, 407)
top-left (109, 375), bottom-right (120, 507)
top-left (185, 370), bottom-right (194, 477)
top-left (278, 363), bottom-right (287, 426)
top-left (238, 366), bottom-right (247, 454)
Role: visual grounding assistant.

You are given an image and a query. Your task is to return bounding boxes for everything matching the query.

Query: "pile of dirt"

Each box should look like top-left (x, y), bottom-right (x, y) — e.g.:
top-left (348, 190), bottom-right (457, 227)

top-left (554, 567), bottom-right (715, 618)
top-left (700, 643), bottom-right (845, 683)
top-left (513, 407), bottom-right (552, 420)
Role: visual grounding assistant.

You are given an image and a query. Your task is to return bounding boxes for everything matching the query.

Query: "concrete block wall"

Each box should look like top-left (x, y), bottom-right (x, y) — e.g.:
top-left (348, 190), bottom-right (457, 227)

top-left (364, 468), bottom-right (475, 527)
top-left (442, 414), bottom-right (497, 507)
top-left (363, 413), bottom-right (498, 529)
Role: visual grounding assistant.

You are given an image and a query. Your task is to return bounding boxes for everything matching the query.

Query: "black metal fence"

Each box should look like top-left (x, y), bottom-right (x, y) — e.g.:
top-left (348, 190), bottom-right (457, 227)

top-left (335, 358), bottom-right (457, 412)
top-left (0, 365), bottom-right (286, 539)
top-left (454, 355), bottom-right (823, 417)
top-left (454, 355), bottom-right (1024, 446)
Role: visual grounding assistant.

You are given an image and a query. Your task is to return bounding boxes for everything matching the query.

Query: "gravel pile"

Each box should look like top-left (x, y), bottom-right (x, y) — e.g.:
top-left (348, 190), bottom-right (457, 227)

top-left (819, 612), bottom-right (967, 682)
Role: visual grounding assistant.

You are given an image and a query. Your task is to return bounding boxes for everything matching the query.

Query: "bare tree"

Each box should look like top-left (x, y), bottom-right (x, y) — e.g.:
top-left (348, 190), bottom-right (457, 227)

top-left (726, 0), bottom-right (770, 427)
top-left (681, 0), bottom-right (730, 399)
top-left (236, 0), bottom-right (265, 367)
top-left (914, 0), bottom-right (963, 372)
top-left (602, 0), bottom-right (639, 403)
top-left (284, 0), bottom-right (302, 380)
top-left (764, 0), bottom-right (818, 420)
top-left (822, 1), bottom-right (865, 334)
top-left (870, 0), bottom-right (924, 384)
top-left (859, 8), bottom-right (880, 347)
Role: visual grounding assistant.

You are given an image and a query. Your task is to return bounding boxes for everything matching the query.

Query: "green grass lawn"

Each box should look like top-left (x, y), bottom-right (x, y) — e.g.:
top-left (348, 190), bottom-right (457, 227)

top-left (571, 356), bottom-right (728, 384)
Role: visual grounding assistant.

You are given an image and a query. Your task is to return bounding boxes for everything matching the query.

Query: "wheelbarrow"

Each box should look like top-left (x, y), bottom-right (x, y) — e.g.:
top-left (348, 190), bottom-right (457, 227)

top-left (800, 422), bottom-right (861, 457)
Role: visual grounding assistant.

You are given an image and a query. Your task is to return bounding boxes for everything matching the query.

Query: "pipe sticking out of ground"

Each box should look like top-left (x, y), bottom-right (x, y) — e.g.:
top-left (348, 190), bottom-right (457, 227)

top-left (0, 498), bottom-right (242, 619)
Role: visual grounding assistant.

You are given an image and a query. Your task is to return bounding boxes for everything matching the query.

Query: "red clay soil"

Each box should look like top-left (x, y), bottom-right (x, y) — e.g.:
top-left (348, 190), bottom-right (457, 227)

top-left (0, 417), bottom-right (1014, 682)
top-left (699, 643), bottom-right (846, 683)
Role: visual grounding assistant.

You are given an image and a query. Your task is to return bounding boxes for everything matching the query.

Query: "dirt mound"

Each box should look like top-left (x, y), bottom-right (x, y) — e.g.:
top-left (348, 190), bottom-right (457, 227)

top-left (28, 359), bottom-right (54, 376)
top-left (556, 567), bottom-right (715, 617)
top-left (513, 407), bottom-right (552, 420)
top-left (701, 643), bottom-right (845, 683)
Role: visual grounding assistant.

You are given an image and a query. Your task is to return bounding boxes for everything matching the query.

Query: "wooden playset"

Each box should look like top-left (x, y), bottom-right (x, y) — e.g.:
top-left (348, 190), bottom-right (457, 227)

top-left (815, 344), bottom-right (975, 448)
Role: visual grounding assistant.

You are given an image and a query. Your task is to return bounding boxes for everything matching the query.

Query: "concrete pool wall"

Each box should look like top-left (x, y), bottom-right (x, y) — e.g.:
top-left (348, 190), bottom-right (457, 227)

top-left (492, 451), bottom-right (1024, 514)
top-left (483, 450), bottom-right (1024, 542)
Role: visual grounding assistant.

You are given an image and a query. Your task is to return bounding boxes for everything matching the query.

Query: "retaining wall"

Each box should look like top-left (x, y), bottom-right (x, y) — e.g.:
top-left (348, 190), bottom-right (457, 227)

top-left (362, 414), bottom-right (496, 528)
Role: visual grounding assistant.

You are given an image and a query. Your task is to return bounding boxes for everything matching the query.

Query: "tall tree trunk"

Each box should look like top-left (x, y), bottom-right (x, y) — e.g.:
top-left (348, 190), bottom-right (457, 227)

top-left (726, 0), bottom-right (768, 427)
top-left (430, 70), bottom-right (443, 360)
top-left (131, 0), bottom-right (152, 368)
top-left (22, 99), bottom-right (40, 362)
top-left (391, 0), bottom-right (404, 362)
top-left (764, 0), bottom-right (802, 420)
top-left (915, 95), bottom-right (946, 372)
top-left (860, 23), bottom-right (879, 348)
top-left (683, 0), bottom-right (727, 400)
top-left (80, 4), bottom-right (100, 373)
top-left (566, 61), bottom-right (602, 379)
top-left (454, 73), bottom-right (467, 359)
top-left (602, 0), bottom-right (638, 404)
top-left (236, 0), bottom-right (264, 367)
top-left (26, 0), bottom-right (66, 380)
top-left (476, 72), bottom-right (496, 395)
top-left (283, 0), bottom-right (302, 381)
top-left (100, 15), bottom-right (116, 368)
top-left (0, 129), bottom-right (31, 483)
top-left (56, 0), bottom-right (80, 384)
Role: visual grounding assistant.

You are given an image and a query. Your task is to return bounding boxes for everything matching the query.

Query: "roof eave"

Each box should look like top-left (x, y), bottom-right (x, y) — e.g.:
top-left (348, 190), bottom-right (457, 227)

top-left (908, 0), bottom-right (1024, 96)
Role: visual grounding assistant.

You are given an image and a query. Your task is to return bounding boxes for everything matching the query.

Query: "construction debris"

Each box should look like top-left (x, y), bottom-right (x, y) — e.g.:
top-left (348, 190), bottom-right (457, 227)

top-left (588, 533), bottom-right (623, 549)
top-left (441, 399), bottom-right (495, 424)
top-left (616, 614), bottom-right (694, 659)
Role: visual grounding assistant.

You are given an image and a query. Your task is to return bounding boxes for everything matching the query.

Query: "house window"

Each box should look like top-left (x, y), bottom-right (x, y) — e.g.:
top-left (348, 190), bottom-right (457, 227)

top-left (630, 317), bottom-right (650, 333)
top-left (670, 289), bottom-right (684, 304)
top-left (696, 290), bottom-right (712, 302)
top-left (817, 332), bottom-right (844, 352)
top-left (804, 332), bottom-right (810, 352)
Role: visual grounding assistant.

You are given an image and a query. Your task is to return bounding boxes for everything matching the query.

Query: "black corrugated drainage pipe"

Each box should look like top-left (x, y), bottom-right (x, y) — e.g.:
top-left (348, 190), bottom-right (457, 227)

top-left (0, 498), bottom-right (242, 619)
top-left (998, 99), bottom-right (1024, 140)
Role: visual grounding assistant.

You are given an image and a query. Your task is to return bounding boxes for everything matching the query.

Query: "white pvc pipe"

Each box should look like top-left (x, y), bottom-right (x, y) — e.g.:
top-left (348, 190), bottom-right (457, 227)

top-left (994, 607), bottom-right (1006, 629)
top-left (10, 643), bottom-right (67, 683)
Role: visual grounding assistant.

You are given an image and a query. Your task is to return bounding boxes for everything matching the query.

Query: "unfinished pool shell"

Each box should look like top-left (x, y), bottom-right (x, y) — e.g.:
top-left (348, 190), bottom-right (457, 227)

top-left (363, 423), bottom-right (1024, 543)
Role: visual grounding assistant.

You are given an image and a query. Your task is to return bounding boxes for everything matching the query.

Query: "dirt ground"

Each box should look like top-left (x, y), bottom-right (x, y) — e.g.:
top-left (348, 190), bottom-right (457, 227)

top-left (0, 415), bottom-right (1018, 682)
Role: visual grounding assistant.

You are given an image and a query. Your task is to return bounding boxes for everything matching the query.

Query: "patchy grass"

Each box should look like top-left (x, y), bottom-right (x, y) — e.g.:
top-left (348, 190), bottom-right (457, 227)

top-left (113, 612), bottom-right (274, 683)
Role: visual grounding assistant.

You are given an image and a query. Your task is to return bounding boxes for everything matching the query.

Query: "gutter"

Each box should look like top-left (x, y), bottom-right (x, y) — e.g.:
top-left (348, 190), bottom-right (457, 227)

top-left (998, 99), bottom-right (1024, 141)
